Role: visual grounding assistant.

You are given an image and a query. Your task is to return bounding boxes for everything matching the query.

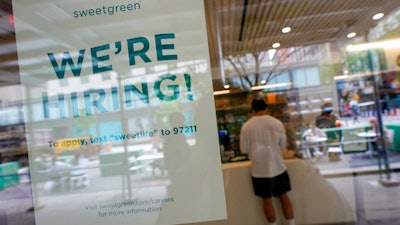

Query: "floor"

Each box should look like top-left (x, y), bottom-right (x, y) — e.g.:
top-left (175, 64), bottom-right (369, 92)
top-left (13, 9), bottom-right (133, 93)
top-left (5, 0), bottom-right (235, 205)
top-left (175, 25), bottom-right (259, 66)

top-left (1, 150), bottom-right (400, 225)
top-left (314, 150), bottom-right (400, 225)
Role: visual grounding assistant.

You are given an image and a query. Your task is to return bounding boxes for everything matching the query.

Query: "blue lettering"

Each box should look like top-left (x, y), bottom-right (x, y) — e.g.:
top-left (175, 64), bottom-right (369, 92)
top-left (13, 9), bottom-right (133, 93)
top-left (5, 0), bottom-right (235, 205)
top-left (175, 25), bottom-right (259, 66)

top-left (125, 80), bottom-right (149, 106)
top-left (127, 37), bottom-right (151, 66)
top-left (91, 44), bottom-right (112, 74)
top-left (48, 33), bottom-right (178, 79)
top-left (42, 93), bottom-right (67, 119)
top-left (71, 92), bottom-right (79, 117)
top-left (116, 134), bottom-right (127, 140)
top-left (154, 74), bottom-right (180, 101)
top-left (47, 50), bottom-right (85, 79)
top-left (84, 89), bottom-right (107, 115)
top-left (155, 33), bottom-right (177, 61)
top-left (111, 86), bottom-right (120, 111)
top-left (41, 73), bottom-right (189, 119)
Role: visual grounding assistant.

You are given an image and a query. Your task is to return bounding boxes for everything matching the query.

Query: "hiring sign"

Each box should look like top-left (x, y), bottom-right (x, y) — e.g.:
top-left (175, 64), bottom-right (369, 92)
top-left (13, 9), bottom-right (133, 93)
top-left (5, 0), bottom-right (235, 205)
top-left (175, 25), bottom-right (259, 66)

top-left (12, 0), bottom-right (226, 224)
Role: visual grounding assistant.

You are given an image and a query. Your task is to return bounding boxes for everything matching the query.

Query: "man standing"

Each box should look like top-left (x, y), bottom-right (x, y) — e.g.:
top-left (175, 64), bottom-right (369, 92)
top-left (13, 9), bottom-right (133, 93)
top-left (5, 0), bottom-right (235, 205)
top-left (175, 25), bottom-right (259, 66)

top-left (240, 98), bottom-right (295, 225)
top-left (315, 101), bottom-right (338, 129)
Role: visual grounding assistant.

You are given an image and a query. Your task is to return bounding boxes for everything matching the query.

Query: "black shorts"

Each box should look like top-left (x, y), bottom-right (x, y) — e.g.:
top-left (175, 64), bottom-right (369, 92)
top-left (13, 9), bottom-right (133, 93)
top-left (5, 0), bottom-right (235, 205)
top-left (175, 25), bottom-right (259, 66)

top-left (252, 171), bottom-right (291, 198)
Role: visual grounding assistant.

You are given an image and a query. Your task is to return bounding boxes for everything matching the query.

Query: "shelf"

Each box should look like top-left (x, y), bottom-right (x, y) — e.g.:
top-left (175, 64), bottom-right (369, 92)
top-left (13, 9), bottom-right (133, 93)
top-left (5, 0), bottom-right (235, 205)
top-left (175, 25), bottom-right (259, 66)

top-left (0, 124), bottom-right (27, 162)
top-left (0, 148), bottom-right (27, 155)
top-left (216, 105), bottom-right (251, 111)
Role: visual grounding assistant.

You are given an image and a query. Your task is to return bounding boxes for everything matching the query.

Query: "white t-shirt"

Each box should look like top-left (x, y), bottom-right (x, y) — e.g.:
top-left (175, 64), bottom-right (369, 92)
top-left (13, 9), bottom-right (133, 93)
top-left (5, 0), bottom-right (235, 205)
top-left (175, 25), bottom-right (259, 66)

top-left (240, 114), bottom-right (287, 178)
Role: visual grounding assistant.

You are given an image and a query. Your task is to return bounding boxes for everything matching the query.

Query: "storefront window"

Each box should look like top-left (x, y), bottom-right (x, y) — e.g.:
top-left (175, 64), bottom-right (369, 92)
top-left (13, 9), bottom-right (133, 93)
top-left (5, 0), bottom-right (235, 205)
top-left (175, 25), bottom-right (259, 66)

top-left (292, 67), bottom-right (320, 88)
top-left (2, 1), bottom-right (400, 225)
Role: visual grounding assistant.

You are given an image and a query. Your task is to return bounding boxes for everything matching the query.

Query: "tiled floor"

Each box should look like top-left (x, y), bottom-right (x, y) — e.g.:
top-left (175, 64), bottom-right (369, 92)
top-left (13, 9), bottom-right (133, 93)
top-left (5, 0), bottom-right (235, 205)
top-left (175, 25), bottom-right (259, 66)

top-left (0, 184), bottom-right (35, 225)
top-left (316, 150), bottom-right (400, 225)
top-left (1, 150), bottom-right (400, 225)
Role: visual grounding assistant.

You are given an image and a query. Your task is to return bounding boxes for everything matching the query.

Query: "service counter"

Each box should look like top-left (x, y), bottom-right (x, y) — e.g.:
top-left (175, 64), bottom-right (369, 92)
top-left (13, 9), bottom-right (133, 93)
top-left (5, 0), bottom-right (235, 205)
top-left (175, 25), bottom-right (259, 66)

top-left (323, 122), bottom-right (400, 152)
top-left (0, 161), bottom-right (20, 190)
top-left (183, 158), bottom-right (355, 225)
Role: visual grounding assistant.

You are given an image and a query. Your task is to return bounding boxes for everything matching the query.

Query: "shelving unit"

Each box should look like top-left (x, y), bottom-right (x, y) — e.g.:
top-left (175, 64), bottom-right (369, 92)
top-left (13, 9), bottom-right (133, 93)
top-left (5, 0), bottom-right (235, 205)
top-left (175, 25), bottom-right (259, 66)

top-left (214, 89), bottom-right (303, 161)
top-left (264, 89), bottom-right (302, 150)
top-left (0, 124), bottom-right (27, 163)
top-left (215, 92), bottom-right (253, 159)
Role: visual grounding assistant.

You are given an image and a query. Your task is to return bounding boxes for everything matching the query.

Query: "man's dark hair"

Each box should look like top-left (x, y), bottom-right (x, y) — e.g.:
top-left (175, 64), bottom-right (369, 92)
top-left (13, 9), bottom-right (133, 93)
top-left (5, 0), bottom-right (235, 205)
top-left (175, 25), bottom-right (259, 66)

top-left (251, 99), bottom-right (267, 112)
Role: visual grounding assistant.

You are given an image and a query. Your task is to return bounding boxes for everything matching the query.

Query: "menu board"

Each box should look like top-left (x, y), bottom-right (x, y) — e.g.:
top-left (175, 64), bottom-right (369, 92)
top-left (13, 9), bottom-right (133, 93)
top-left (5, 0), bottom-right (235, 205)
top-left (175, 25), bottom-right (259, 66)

top-left (12, 0), bottom-right (226, 225)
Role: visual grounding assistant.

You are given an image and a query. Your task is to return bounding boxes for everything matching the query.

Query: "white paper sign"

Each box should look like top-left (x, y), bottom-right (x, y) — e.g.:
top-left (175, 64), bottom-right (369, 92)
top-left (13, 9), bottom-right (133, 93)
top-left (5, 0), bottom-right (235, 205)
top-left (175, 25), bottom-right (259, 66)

top-left (12, 0), bottom-right (226, 224)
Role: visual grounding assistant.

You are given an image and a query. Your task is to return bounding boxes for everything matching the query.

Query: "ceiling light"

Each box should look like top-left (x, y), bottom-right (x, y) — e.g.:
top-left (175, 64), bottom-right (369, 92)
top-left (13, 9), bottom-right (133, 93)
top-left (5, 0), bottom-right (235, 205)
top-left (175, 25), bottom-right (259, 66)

top-left (272, 43), bottom-right (280, 48)
top-left (251, 82), bottom-right (291, 91)
top-left (347, 32), bottom-right (356, 38)
top-left (213, 90), bottom-right (230, 95)
top-left (223, 84), bottom-right (230, 89)
top-left (282, 26), bottom-right (291, 33)
top-left (372, 13), bottom-right (384, 20)
top-left (268, 49), bottom-right (276, 60)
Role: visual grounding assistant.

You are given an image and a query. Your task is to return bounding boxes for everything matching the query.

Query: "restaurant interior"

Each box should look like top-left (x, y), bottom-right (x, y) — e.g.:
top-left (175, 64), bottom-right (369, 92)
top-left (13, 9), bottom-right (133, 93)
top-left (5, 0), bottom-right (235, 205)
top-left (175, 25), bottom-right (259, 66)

top-left (1, 0), bottom-right (400, 224)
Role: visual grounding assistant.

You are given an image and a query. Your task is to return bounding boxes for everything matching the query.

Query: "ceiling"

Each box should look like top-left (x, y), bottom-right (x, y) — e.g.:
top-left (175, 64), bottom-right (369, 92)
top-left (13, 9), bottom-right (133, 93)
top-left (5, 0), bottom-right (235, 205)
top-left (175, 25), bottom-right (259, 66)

top-left (205, 0), bottom-right (400, 75)
top-left (1, 0), bottom-right (400, 86)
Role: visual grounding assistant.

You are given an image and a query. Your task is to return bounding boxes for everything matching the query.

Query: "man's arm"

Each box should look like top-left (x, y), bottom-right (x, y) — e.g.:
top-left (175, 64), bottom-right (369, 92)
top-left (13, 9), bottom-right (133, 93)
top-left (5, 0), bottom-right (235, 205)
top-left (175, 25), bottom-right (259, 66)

top-left (239, 127), bottom-right (249, 155)
top-left (279, 123), bottom-right (288, 150)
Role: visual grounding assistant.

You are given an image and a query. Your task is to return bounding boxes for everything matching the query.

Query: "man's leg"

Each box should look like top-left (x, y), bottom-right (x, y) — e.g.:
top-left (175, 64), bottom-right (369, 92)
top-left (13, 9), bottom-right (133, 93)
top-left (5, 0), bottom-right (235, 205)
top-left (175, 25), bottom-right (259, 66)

top-left (263, 197), bottom-right (276, 223)
top-left (279, 193), bottom-right (294, 219)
